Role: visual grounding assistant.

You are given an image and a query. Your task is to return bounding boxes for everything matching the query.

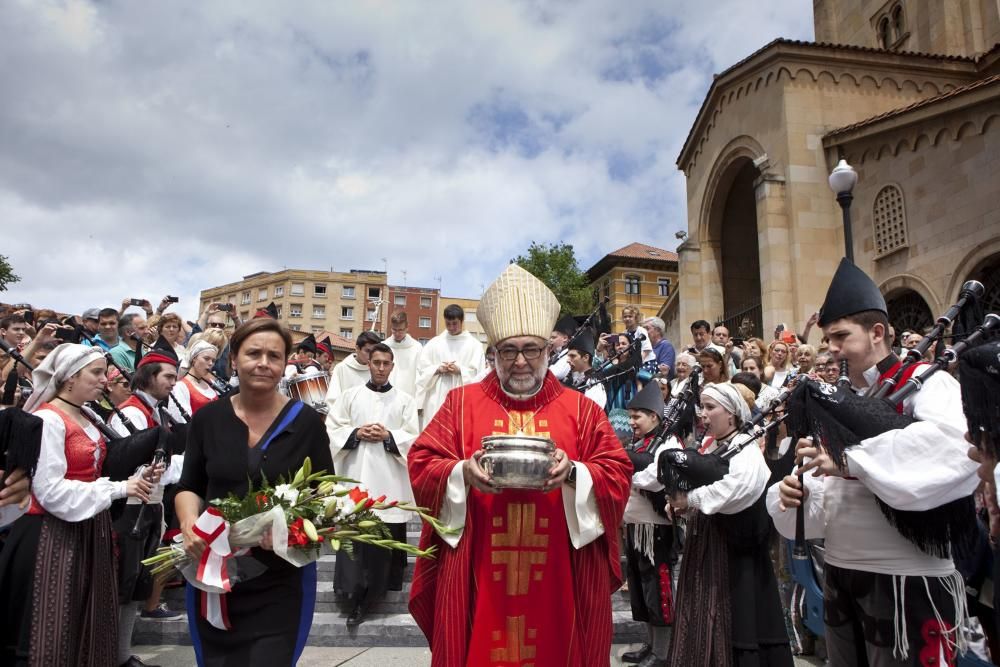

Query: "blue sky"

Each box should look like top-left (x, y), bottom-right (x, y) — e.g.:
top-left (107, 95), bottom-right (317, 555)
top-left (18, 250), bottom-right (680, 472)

top-left (0, 0), bottom-right (813, 319)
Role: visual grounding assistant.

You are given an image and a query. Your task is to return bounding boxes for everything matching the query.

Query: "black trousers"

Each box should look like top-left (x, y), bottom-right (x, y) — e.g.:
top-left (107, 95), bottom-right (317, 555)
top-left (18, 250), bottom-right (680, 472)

top-left (623, 523), bottom-right (675, 626)
top-left (334, 522), bottom-right (407, 604)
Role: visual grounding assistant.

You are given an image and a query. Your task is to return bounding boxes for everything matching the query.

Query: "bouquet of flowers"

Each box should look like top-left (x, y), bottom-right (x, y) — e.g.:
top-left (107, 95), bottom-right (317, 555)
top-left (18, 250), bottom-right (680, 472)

top-left (143, 457), bottom-right (447, 607)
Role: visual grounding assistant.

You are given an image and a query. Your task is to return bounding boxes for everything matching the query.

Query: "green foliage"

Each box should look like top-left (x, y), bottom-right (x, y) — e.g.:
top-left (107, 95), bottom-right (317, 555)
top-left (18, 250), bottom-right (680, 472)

top-left (0, 255), bottom-right (19, 292)
top-left (511, 242), bottom-right (593, 315)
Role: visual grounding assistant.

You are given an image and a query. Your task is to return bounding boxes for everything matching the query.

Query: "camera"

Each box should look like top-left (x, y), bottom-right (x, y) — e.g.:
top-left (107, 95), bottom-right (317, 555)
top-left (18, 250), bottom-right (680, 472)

top-left (129, 299), bottom-right (145, 307)
top-left (218, 304), bottom-right (234, 312)
top-left (166, 296), bottom-right (179, 303)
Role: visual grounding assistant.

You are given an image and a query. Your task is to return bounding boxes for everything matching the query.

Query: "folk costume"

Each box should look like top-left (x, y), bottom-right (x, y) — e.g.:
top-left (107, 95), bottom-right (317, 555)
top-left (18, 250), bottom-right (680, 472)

top-left (0, 345), bottom-right (154, 667)
top-left (326, 378), bottom-right (419, 621)
top-left (176, 397), bottom-right (335, 667)
top-left (385, 333), bottom-right (422, 399)
top-left (548, 314), bottom-right (577, 382)
top-left (621, 382), bottom-right (679, 666)
top-left (561, 329), bottom-right (608, 410)
top-left (175, 342), bottom-right (220, 415)
top-left (669, 383), bottom-right (793, 667)
top-left (414, 328), bottom-right (485, 429)
top-left (767, 259), bottom-right (979, 666)
top-left (407, 264), bottom-right (631, 667)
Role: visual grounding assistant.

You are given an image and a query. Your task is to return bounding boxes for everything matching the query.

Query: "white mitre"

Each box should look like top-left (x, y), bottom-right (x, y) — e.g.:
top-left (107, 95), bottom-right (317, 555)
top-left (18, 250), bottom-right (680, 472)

top-left (477, 264), bottom-right (562, 346)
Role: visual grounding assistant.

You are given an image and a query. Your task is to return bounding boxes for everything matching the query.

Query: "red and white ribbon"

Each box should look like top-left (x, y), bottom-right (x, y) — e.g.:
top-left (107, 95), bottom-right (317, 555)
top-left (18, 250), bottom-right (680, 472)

top-left (190, 508), bottom-right (241, 630)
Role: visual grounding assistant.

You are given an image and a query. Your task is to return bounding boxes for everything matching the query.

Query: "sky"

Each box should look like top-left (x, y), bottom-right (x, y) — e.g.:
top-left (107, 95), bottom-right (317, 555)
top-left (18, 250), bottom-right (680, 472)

top-left (0, 0), bottom-right (813, 320)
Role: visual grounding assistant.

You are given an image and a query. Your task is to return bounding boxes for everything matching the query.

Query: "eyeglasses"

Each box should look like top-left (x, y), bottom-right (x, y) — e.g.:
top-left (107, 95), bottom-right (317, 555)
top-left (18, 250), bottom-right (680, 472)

top-left (496, 346), bottom-right (546, 362)
top-left (207, 323), bottom-right (226, 329)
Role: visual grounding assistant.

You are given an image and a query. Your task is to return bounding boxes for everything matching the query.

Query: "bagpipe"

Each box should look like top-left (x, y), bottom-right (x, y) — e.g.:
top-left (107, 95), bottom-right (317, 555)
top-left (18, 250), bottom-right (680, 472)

top-left (547, 298), bottom-right (611, 367)
top-left (784, 301), bottom-right (998, 559)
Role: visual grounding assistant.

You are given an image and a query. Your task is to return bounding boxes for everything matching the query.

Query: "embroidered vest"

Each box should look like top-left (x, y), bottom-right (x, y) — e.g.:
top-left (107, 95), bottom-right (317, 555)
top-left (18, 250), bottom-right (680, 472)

top-left (29, 403), bottom-right (107, 515)
top-left (183, 376), bottom-right (216, 415)
top-left (119, 394), bottom-right (154, 429)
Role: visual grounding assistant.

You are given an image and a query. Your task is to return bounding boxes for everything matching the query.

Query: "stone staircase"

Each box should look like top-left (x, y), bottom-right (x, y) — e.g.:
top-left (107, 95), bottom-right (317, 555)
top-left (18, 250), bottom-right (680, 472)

top-left (134, 520), bottom-right (644, 647)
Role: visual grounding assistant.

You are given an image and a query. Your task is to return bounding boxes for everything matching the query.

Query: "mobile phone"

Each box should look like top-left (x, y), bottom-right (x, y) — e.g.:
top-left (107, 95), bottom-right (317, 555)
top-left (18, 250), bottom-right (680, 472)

top-left (22, 310), bottom-right (34, 326)
top-left (55, 326), bottom-right (77, 343)
top-left (166, 295), bottom-right (179, 303)
top-left (129, 298), bottom-right (144, 307)
top-left (218, 304), bottom-right (234, 312)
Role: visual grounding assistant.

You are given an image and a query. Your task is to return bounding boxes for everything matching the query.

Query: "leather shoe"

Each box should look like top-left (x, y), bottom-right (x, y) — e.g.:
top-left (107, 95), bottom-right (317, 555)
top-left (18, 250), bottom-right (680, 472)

top-left (636, 653), bottom-right (668, 667)
top-left (345, 603), bottom-right (368, 627)
top-left (622, 643), bottom-right (651, 663)
top-left (120, 657), bottom-right (161, 667)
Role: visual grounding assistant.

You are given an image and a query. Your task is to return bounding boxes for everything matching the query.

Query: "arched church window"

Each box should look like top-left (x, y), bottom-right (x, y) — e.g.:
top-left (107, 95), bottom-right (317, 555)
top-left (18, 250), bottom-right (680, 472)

top-left (878, 17), bottom-right (892, 49)
top-left (891, 5), bottom-right (905, 42)
top-left (873, 184), bottom-right (908, 257)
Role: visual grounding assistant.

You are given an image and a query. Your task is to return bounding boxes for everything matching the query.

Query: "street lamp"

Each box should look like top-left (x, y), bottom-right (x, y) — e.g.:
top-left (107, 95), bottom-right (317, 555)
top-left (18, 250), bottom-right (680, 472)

top-left (828, 158), bottom-right (858, 262)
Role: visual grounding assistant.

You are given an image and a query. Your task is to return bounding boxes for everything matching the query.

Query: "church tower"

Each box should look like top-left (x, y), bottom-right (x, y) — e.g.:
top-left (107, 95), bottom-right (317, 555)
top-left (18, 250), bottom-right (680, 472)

top-left (814, 0), bottom-right (1000, 57)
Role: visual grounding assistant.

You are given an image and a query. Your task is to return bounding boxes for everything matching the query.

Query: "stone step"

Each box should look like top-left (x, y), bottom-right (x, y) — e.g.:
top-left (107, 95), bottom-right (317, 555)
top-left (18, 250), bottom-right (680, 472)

top-left (134, 610), bottom-right (644, 647)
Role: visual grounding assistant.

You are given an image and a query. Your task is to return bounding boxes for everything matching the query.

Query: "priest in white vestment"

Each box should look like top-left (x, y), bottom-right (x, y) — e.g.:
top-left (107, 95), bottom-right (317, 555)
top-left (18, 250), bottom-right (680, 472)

top-left (384, 311), bottom-right (421, 399)
top-left (326, 342), bottom-right (419, 626)
top-left (325, 331), bottom-right (381, 408)
top-left (414, 304), bottom-right (484, 428)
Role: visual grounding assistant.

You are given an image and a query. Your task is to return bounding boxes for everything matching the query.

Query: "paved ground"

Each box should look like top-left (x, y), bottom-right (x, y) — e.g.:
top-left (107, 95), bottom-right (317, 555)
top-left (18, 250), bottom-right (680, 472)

top-left (135, 644), bottom-right (826, 666)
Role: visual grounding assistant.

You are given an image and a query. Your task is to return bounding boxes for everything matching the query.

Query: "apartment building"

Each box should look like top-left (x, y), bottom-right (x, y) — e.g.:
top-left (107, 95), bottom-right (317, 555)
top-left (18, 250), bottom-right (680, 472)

top-left (585, 242), bottom-right (679, 332)
top-left (384, 285), bottom-right (440, 343)
top-left (199, 268), bottom-right (388, 339)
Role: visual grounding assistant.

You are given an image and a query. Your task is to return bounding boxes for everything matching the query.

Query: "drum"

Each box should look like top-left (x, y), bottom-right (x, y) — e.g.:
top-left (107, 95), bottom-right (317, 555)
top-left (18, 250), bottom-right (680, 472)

top-left (287, 372), bottom-right (330, 414)
top-left (480, 434), bottom-right (556, 490)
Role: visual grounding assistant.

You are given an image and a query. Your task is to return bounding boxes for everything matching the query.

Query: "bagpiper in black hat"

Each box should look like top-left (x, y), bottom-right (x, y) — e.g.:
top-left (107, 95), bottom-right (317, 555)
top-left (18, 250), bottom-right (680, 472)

top-left (254, 302), bottom-right (279, 320)
top-left (627, 380), bottom-right (665, 418)
top-left (553, 315), bottom-right (578, 338)
top-left (567, 327), bottom-right (596, 360)
top-left (959, 340), bottom-right (1000, 458)
top-left (296, 334), bottom-right (317, 356)
top-left (138, 336), bottom-right (180, 369)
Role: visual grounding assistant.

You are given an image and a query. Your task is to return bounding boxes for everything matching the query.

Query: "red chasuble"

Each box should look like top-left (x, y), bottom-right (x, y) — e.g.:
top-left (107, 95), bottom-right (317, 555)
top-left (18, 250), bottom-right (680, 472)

top-left (408, 371), bottom-right (631, 667)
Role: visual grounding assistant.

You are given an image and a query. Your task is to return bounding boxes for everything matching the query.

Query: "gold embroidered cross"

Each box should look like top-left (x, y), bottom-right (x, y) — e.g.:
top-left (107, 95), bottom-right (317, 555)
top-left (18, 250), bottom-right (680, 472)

top-left (491, 503), bottom-right (549, 596)
top-left (490, 615), bottom-right (537, 664)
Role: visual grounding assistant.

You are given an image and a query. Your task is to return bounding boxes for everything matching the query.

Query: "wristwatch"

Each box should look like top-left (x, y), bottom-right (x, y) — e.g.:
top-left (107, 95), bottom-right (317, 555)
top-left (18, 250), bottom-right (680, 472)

top-left (566, 463), bottom-right (577, 487)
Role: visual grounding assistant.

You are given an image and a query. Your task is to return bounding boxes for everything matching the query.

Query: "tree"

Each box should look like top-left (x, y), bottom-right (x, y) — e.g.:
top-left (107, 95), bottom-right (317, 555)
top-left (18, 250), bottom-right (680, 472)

top-left (0, 255), bottom-right (19, 292)
top-left (512, 242), bottom-right (593, 316)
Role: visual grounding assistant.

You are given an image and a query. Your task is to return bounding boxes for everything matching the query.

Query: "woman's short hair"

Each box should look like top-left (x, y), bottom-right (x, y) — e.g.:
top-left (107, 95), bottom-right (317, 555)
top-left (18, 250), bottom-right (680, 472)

top-left (229, 318), bottom-right (292, 359)
top-left (797, 343), bottom-right (816, 358)
top-left (741, 355), bottom-right (764, 370)
top-left (158, 313), bottom-right (183, 330)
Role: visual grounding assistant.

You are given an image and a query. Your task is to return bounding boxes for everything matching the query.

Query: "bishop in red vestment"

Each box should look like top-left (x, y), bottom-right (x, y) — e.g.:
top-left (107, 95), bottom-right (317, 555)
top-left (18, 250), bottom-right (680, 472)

top-left (408, 264), bottom-right (631, 667)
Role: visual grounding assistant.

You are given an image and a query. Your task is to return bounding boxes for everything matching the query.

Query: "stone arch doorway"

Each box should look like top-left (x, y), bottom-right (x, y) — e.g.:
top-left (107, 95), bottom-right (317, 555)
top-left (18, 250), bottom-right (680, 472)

top-left (712, 159), bottom-right (763, 338)
top-left (966, 253), bottom-right (1000, 316)
top-left (886, 289), bottom-right (934, 346)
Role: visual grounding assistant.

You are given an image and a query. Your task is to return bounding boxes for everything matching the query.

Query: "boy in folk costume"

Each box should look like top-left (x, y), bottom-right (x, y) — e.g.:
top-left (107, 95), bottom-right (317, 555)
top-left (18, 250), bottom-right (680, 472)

top-left (769, 259), bottom-right (979, 665)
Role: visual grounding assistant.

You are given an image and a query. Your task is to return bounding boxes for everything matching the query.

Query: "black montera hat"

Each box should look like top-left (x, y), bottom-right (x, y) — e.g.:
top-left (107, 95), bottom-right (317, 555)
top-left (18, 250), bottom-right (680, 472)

top-left (817, 258), bottom-right (887, 327)
top-left (554, 315), bottom-right (577, 338)
top-left (567, 328), bottom-right (596, 358)
top-left (627, 380), bottom-right (665, 417)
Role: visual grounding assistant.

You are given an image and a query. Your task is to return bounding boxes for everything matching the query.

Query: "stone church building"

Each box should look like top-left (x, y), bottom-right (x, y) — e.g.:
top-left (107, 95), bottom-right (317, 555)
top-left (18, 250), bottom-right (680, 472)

top-left (669, 0), bottom-right (1000, 345)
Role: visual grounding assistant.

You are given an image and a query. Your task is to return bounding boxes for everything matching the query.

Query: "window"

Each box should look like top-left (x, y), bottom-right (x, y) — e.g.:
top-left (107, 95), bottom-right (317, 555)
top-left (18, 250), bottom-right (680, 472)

top-left (420, 296), bottom-right (432, 308)
top-left (274, 306), bottom-right (283, 318)
top-left (366, 308), bottom-right (377, 322)
top-left (240, 311), bottom-right (249, 321)
top-left (275, 285), bottom-right (284, 297)
top-left (657, 277), bottom-right (670, 297)
top-left (624, 275), bottom-right (640, 295)
top-left (873, 184), bottom-right (908, 257)
top-left (290, 283), bottom-right (304, 296)
top-left (878, 16), bottom-right (891, 48)
top-left (892, 5), bottom-right (904, 40)
top-left (341, 307), bottom-right (354, 320)
top-left (311, 325), bottom-right (324, 334)
top-left (312, 305), bottom-right (325, 319)
top-left (465, 313), bottom-right (476, 322)
top-left (314, 284), bottom-right (326, 298)
top-left (394, 295), bottom-right (406, 306)
top-left (289, 304), bottom-right (303, 318)
top-left (340, 328), bottom-right (353, 339)
top-left (240, 291), bottom-right (251, 305)
top-left (342, 286), bottom-right (355, 299)
top-left (419, 316), bottom-right (431, 328)
top-left (290, 324), bottom-right (301, 331)
top-left (368, 286), bottom-right (381, 299)
top-left (257, 288), bottom-right (268, 302)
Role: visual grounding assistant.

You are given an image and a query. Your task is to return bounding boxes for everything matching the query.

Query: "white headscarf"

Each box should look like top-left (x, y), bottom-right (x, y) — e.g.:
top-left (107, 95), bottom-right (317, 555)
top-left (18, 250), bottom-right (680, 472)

top-left (180, 340), bottom-right (217, 371)
top-left (701, 382), bottom-right (752, 426)
top-left (24, 343), bottom-right (106, 413)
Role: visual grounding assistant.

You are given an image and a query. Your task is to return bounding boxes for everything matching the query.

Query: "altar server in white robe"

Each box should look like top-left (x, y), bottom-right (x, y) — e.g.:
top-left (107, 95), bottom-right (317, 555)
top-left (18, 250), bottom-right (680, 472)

top-left (326, 342), bottom-right (419, 626)
top-left (384, 311), bottom-right (421, 398)
top-left (326, 330), bottom-right (381, 408)
top-left (414, 304), bottom-right (484, 428)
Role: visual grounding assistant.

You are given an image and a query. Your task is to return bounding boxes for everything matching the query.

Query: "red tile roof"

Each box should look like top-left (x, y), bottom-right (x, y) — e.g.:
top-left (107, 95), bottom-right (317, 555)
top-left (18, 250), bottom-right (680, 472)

top-left (605, 242), bottom-right (679, 262)
top-left (825, 72), bottom-right (1000, 138)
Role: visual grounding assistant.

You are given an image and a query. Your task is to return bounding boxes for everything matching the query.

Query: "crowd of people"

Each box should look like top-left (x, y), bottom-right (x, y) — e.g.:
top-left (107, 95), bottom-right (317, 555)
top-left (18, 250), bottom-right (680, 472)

top-left (0, 254), bottom-right (996, 667)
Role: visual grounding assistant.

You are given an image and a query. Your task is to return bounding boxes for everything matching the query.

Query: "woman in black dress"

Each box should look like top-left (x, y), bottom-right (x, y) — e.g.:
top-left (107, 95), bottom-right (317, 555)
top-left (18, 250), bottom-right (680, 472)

top-left (175, 319), bottom-right (334, 667)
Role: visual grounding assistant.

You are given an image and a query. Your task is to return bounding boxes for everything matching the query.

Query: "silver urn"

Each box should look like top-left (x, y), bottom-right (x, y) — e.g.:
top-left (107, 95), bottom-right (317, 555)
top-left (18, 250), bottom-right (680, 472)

top-left (480, 434), bottom-right (556, 490)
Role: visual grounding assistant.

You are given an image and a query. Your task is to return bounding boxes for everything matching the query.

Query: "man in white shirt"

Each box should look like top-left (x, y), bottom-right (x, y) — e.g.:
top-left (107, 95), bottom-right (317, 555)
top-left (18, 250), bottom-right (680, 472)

top-left (326, 331), bottom-right (381, 407)
top-left (414, 304), bottom-right (484, 428)
top-left (768, 258), bottom-right (978, 666)
top-left (327, 342), bottom-right (418, 626)
top-left (384, 311), bottom-right (421, 398)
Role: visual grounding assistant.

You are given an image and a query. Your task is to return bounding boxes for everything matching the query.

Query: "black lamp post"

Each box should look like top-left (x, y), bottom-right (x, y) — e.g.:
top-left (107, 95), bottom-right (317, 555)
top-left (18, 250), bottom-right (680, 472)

top-left (828, 158), bottom-right (858, 262)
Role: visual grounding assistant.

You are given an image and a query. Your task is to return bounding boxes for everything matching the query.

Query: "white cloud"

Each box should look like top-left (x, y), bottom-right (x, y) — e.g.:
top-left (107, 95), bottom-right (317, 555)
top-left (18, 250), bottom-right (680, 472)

top-left (0, 0), bottom-right (812, 319)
